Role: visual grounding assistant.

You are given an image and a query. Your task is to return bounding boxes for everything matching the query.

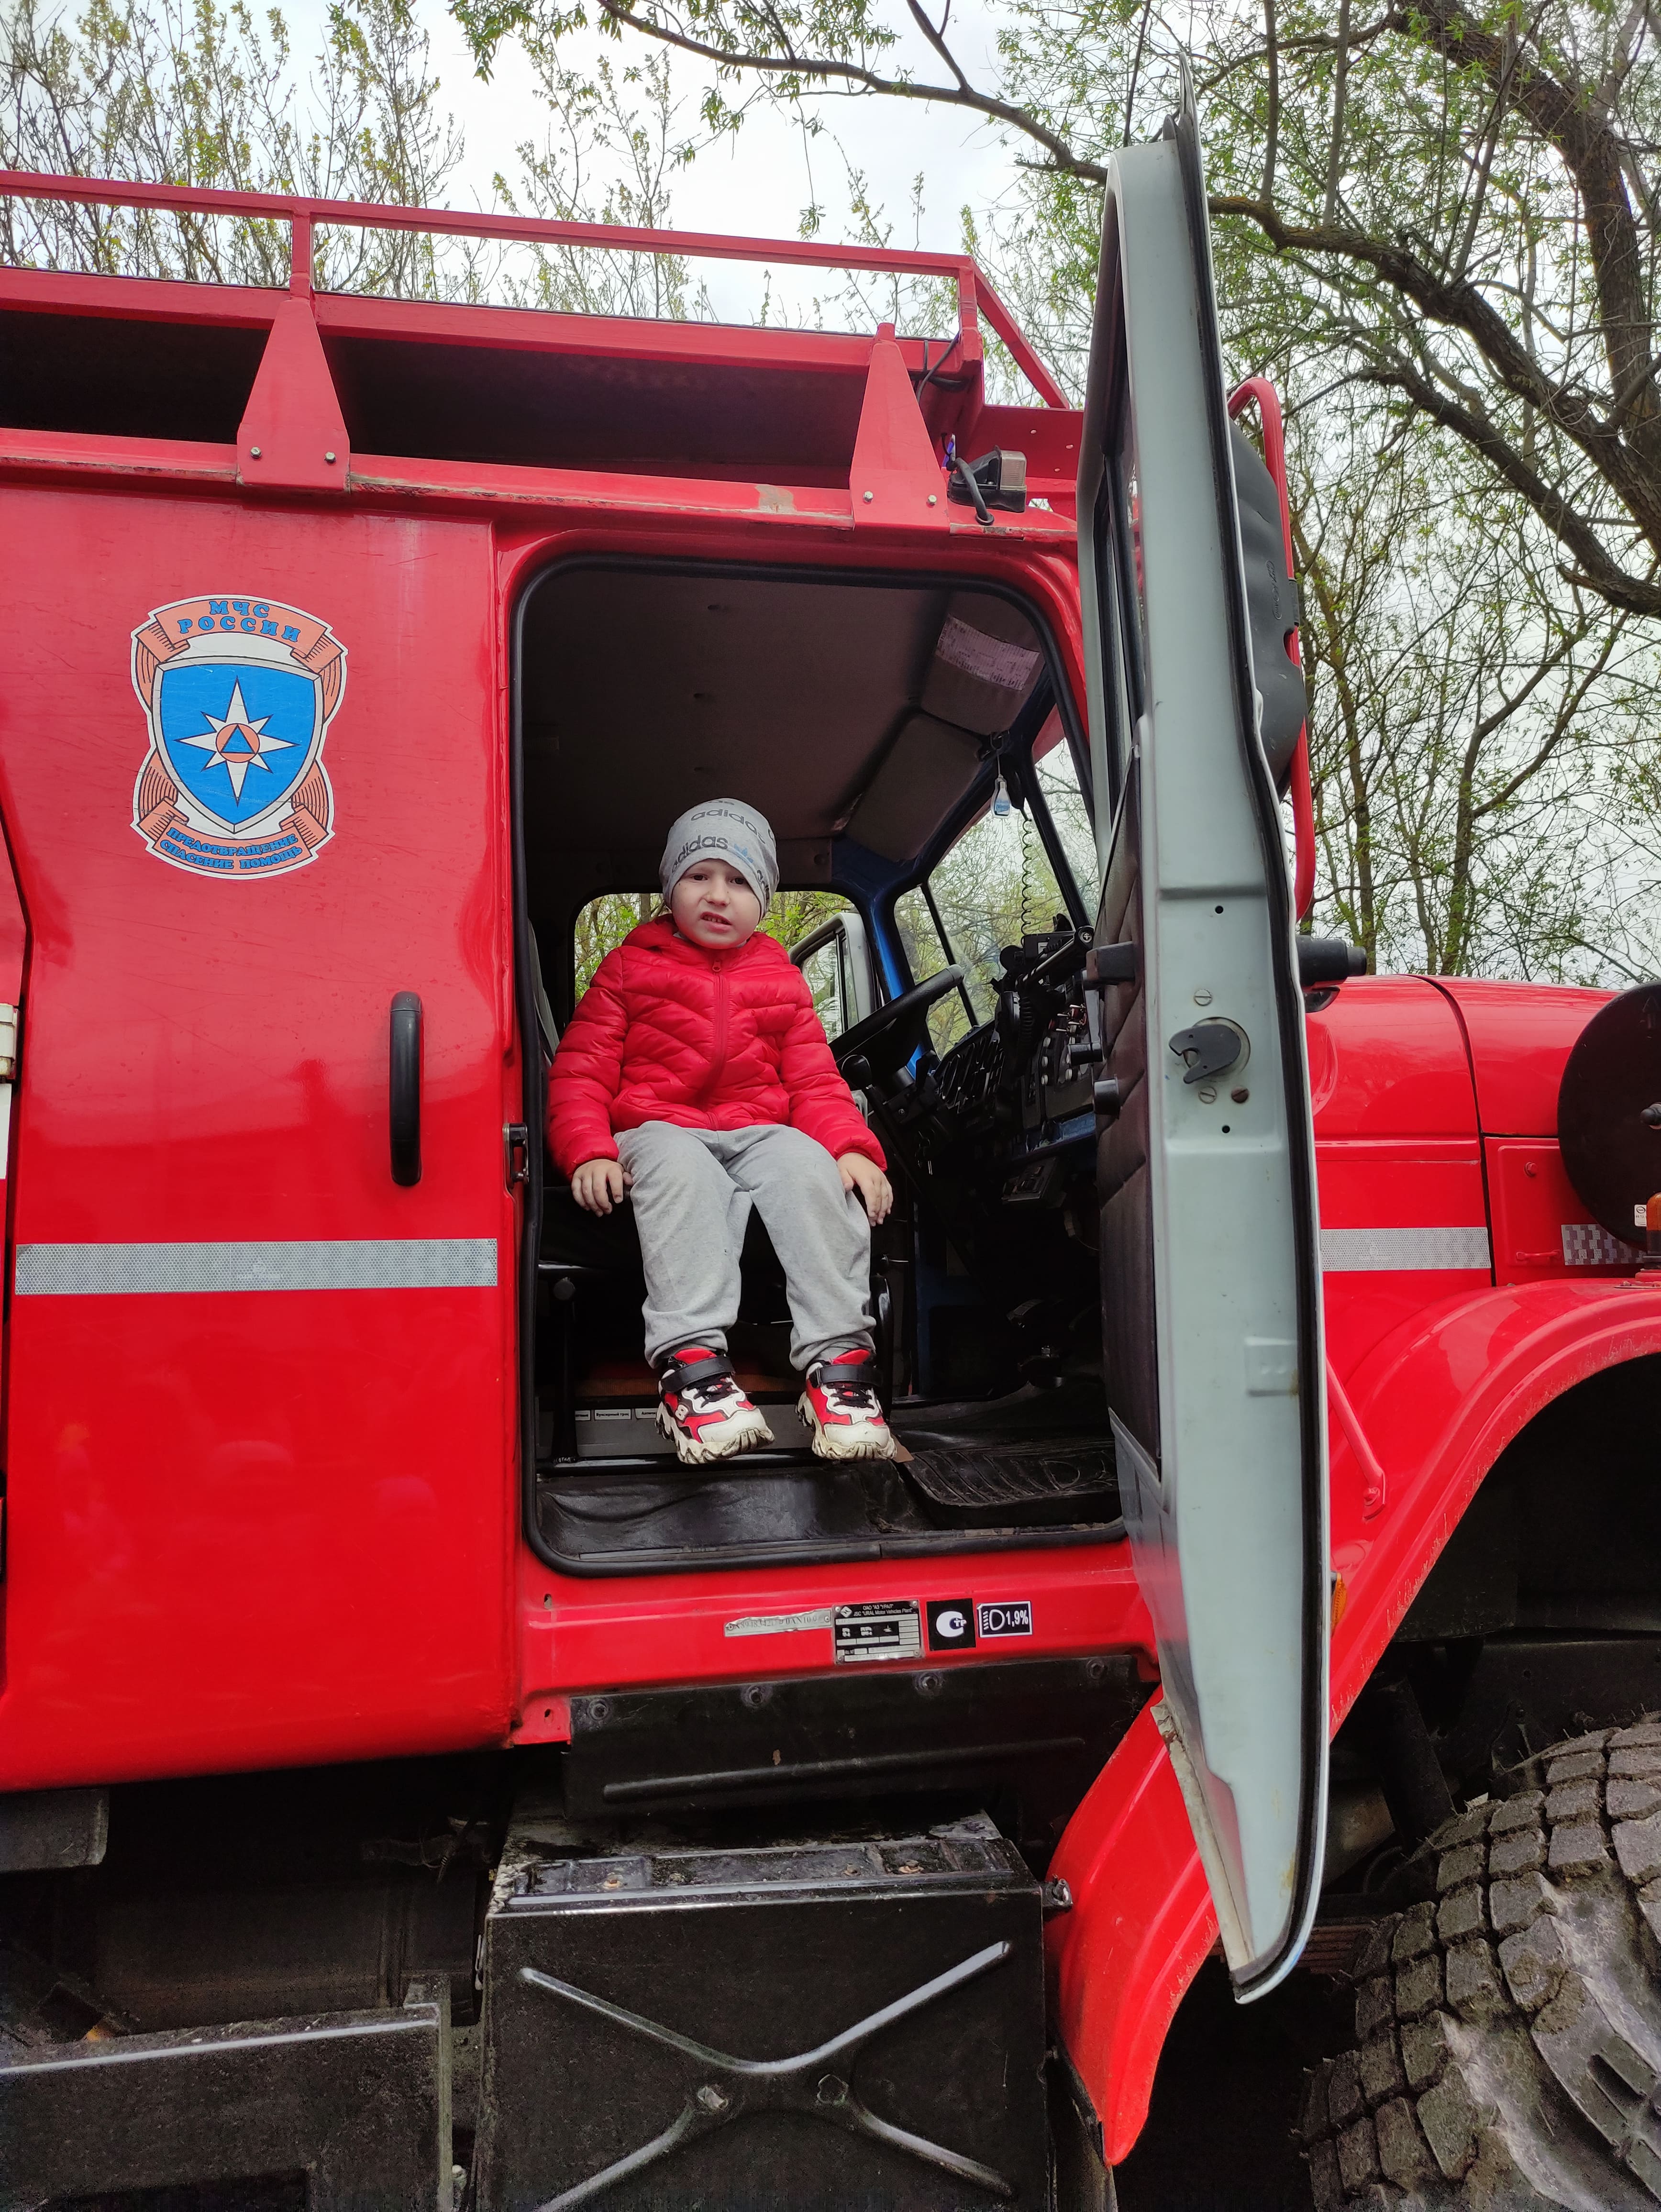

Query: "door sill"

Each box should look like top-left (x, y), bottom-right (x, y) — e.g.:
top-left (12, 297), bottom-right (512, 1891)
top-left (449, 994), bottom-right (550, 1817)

top-left (533, 1451), bottom-right (1126, 1576)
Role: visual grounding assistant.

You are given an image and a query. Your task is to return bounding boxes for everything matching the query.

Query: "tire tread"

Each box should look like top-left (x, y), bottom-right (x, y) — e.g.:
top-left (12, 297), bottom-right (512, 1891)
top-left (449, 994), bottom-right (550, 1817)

top-left (1301, 1721), bottom-right (1661, 2207)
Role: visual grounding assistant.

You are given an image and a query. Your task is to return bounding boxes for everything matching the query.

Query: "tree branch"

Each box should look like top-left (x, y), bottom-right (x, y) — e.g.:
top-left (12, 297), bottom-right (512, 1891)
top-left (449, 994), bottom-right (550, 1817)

top-left (1407, 0), bottom-right (1657, 453)
top-left (1355, 353), bottom-right (1661, 614)
top-left (1471, 621), bottom-right (1625, 820)
top-left (1261, 0), bottom-right (1278, 204)
top-left (901, 0), bottom-right (968, 95)
top-left (588, 0), bottom-right (1108, 178)
top-left (1211, 190), bottom-right (1661, 555)
top-left (1323, 0), bottom-right (1350, 227)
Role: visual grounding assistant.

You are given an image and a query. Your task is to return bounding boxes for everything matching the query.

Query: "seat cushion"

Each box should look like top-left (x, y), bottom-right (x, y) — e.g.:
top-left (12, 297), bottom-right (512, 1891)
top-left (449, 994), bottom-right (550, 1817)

top-left (539, 1187), bottom-right (788, 1311)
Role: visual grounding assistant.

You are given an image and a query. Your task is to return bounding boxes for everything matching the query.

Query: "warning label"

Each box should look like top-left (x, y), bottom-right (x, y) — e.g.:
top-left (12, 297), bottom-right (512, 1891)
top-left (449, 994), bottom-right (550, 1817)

top-left (977, 1599), bottom-right (1034, 1639)
top-left (833, 1600), bottom-right (922, 1664)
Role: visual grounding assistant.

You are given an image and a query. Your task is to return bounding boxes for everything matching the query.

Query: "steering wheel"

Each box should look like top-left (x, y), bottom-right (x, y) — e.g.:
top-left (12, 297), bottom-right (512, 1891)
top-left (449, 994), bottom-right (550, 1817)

top-left (832, 966), bottom-right (965, 1086)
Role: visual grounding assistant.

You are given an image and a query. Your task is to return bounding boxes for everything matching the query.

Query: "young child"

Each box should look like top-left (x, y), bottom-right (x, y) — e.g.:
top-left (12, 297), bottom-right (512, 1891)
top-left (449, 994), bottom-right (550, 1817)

top-left (547, 798), bottom-right (897, 1466)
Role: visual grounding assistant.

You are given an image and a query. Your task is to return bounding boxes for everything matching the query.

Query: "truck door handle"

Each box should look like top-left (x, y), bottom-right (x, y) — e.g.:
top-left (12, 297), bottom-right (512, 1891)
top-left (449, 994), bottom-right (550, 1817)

top-left (389, 991), bottom-right (422, 1186)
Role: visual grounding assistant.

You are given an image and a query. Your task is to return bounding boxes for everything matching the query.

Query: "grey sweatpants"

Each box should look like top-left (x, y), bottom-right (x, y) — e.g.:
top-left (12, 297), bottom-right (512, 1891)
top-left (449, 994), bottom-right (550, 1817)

top-left (616, 1121), bottom-right (875, 1373)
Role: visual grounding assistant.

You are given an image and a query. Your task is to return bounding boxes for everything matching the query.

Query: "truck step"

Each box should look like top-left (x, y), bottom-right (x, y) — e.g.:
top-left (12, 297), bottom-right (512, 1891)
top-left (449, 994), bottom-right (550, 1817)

top-left (473, 1808), bottom-right (1048, 2211)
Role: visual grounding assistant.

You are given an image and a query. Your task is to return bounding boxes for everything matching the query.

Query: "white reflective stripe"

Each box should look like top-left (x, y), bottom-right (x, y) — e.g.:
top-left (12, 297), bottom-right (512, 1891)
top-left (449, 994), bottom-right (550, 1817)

top-left (1320, 1227), bottom-right (1491, 1273)
top-left (15, 1239), bottom-right (498, 1295)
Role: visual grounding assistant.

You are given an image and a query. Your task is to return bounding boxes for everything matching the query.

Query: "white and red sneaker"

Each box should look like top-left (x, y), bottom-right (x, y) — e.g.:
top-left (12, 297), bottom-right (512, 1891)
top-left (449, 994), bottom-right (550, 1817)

top-left (798, 1348), bottom-right (896, 1461)
top-left (655, 1346), bottom-right (774, 1465)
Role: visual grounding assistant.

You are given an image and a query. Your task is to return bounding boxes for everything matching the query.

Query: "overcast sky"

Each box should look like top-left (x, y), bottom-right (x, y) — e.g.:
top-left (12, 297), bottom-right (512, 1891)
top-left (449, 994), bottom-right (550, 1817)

top-left (289, 0), bottom-right (1026, 322)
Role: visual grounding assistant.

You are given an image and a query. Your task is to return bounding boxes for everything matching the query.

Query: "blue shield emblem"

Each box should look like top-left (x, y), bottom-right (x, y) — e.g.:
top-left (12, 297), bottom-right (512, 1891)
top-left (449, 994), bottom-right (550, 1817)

top-left (157, 658), bottom-right (321, 831)
top-left (130, 596), bottom-right (345, 879)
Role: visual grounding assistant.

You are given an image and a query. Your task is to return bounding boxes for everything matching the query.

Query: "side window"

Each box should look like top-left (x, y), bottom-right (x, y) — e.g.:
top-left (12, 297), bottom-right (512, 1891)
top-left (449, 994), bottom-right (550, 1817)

top-left (1084, 374), bottom-right (1148, 841)
top-left (572, 888), bottom-right (854, 1006)
top-left (1033, 721), bottom-right (1099, 908)
top-left (788, 901), bottom-right (866, 1042)
top-left (769, 889), bottom-right (854, 952)
top-left (797, 935), bottom-right (846, 1038)
top-left (573, 892), bottom-right (657, 995)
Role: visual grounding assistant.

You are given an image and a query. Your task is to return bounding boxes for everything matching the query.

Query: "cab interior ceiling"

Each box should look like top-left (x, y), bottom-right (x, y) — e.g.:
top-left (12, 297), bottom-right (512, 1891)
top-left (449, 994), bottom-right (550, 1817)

top-left (521, 567), bottom-right (1056, 997)
top-left (519, 564), bottom-right (1123, 1576)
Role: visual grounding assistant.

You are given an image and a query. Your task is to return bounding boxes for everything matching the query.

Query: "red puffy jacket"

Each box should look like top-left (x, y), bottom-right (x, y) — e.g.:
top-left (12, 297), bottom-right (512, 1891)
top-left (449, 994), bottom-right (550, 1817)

top-left (546, 918), bottom-right (885, 1180)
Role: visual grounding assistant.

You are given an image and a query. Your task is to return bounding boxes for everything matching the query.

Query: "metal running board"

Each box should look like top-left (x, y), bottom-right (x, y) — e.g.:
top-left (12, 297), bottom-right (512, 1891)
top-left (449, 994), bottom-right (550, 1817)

top-left (0, 1983), bottom-right (451, 2209)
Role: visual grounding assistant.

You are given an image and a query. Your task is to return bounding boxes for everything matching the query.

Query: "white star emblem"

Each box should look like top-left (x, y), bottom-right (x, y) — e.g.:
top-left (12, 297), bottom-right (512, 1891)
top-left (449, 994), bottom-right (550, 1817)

top-left (182, 679), bottom-right (293, 801)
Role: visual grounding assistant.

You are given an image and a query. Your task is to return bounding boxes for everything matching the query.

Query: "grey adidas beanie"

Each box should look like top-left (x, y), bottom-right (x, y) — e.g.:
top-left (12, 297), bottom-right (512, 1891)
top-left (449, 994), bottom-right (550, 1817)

top-left (660, 798), bottom-right (779, 913)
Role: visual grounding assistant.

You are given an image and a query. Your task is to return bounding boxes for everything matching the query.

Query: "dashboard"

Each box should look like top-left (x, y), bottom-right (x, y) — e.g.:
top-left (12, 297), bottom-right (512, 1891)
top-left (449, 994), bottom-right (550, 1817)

top-left (915, 923), bottom-right (1098, 1204)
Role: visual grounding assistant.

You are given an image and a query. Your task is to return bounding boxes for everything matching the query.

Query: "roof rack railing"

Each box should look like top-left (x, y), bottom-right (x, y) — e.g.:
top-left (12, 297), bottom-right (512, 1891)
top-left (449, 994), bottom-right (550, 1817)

top-left (0, 167), bottom-right (1067, 408)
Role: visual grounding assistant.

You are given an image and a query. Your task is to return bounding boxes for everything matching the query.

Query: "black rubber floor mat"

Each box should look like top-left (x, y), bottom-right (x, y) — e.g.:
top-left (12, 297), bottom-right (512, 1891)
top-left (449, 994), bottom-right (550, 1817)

top-left (536, 1459), bottom-right (932, 1571)
top-left (901, 1437), bottom-right (1120, 1529)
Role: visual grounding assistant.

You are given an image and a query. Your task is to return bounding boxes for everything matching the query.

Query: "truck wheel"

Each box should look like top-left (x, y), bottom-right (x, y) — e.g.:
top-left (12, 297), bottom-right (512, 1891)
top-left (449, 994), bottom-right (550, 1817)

top-left (1300, 1722), bottom-right (1661, 2209)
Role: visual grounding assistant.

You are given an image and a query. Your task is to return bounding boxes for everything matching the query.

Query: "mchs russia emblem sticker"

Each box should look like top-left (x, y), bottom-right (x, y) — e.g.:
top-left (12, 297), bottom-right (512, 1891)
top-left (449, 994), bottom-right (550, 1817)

top-left (130, 596), bottom-right (344, 877)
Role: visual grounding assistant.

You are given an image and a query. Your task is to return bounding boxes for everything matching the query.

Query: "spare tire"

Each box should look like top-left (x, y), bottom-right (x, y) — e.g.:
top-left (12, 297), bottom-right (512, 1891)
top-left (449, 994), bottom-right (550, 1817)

top-left (1301, 1722), bottom-right (1661, 2208)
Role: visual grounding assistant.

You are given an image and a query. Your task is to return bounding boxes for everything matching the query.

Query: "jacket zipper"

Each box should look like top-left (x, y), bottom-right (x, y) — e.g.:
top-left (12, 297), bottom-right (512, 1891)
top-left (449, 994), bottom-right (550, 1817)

top-left (703, 956), bottom-right (730, 1100)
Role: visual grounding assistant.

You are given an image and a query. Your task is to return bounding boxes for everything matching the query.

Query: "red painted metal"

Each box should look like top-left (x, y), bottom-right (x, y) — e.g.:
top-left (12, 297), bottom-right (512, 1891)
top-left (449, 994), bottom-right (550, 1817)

top-left (0, 168), bottom-right (1067, 410)
top-left (0, 263), bottom-right (282, 328)
top-left (1044, 971), bottom-right (1629, 2155)
top-left (1047, 1705), bottom-right (1217, 2164)
top-left (1327, 1359), bottom-right (1388, 1518)
top-left (515, 1547), bottom-right (1156, 1735)
top-left (1051, 1272), bottom-right (1661, 2162)
top-left (0, 170), bottom-right (1645, 2179)
top-left (1487, 1138), bottom-right (1631, 1283)
top-left (0, 834), bottom-right (25, 1588)
top-left (1228, 376), bottom-right (1315, 920)
top-left (1432, 976), bottom-right (1615, 1134)
top-left (850, 322), bottom-right (952, 530)
top-left (0, 489), bottom-right (517, 1788)
top-left (1330, 1279), bottom-right (1661, 1674)
top-left (237, 295), bottom-right (351, 493)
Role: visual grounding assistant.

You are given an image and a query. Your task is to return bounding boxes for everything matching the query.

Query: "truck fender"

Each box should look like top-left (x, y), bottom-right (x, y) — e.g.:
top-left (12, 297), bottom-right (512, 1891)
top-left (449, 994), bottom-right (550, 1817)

top-left (1327, 1280), bottom-right (1661, 1714)
top-left (1047, 1280), bottom-right (1661, 2166)
top-left (1046, 1703), bottom-right (1215, 2165)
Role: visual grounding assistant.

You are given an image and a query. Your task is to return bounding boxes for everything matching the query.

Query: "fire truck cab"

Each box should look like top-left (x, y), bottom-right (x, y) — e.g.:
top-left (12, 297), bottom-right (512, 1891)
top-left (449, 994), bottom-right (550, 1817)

top-left (3, 79), bottom-right (1661, 2212)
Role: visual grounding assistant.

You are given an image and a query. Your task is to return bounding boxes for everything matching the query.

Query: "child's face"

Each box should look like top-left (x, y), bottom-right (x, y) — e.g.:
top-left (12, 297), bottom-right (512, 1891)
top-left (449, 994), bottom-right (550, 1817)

top-left (670, 861), bottom-right (763, 950)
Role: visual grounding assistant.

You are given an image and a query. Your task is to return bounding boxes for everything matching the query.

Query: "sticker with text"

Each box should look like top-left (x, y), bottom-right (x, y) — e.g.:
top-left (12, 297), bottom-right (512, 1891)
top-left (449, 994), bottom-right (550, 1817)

top-left (927, 1600), bottom-right (976, 1651)
top-left (976, 1600), bottom-right (1033, 1639)
top-left (833, 1600), bottom-right (922, 1664)
top-left (724, 1608), bottom-right (835, 1640)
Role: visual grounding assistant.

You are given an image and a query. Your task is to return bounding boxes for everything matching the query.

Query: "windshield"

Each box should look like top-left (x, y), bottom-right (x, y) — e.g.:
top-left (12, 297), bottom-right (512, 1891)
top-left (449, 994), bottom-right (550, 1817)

top-left (894, 725), bottom-right (1096, 1054)
top-left (572, 888), bottom-right (854, 998)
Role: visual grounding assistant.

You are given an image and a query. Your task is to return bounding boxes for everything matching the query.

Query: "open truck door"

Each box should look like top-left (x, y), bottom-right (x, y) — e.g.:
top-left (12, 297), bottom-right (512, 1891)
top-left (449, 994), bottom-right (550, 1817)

top-left (1076, 77), bottom-right (1329, 1998)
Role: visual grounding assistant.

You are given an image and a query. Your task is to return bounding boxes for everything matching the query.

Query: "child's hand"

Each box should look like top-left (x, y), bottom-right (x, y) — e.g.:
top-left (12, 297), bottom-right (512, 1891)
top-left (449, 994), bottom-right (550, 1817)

top-left (572, 1158), bottom-right (630, 1215)
top-left (837, 1152), bottom-right (893, 1224)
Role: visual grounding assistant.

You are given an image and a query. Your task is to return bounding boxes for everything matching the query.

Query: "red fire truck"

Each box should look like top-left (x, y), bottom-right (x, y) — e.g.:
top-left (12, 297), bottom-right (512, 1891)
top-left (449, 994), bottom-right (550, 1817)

top-left (2, 78), bottom-right (1660, 2212)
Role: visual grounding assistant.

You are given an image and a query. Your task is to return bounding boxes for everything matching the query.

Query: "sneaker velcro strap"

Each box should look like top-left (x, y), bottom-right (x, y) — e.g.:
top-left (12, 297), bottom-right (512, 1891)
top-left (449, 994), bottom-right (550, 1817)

top-left (661, 1352), bottom-right (734, 1391)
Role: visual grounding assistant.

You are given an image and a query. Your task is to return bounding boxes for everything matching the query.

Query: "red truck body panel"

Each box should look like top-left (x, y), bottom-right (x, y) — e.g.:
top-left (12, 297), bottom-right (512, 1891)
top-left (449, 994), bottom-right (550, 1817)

top-left (0, 167), bottom-right (1644, 2168)
top-left (1436, 977), bottom-right (1617, 1134)
top-left (0, 490), bottom-right (518, 1784)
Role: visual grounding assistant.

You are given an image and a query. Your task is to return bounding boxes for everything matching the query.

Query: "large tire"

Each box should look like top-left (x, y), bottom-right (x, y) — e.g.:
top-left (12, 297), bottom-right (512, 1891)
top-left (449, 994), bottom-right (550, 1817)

top-left (1301, 1722), bottom-right (1661, 2209)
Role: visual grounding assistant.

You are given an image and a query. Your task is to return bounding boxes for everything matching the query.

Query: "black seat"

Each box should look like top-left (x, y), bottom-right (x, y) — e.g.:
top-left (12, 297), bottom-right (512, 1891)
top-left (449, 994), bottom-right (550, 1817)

top-left (539, 1184), bottom-right (644, 1274)
top-left (539, 1184), bottom-right (788, 1298)
top-left (537, 1183), bottom-right (798, 1467)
